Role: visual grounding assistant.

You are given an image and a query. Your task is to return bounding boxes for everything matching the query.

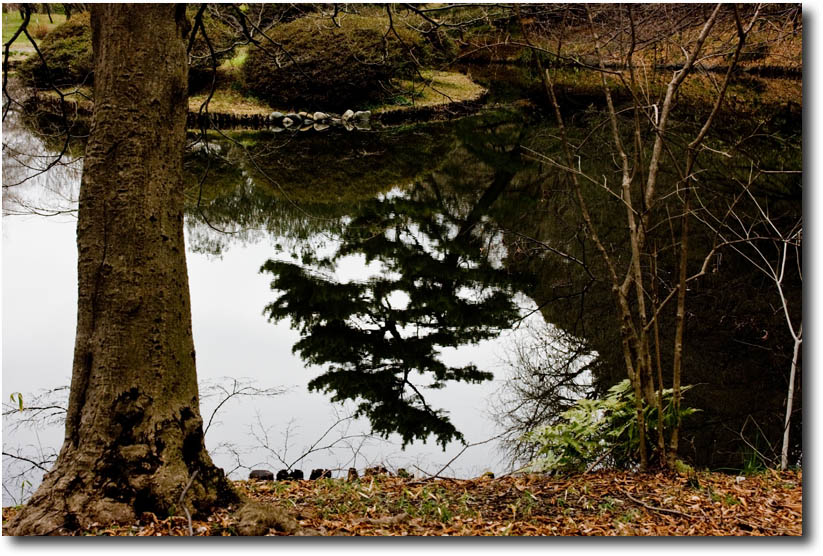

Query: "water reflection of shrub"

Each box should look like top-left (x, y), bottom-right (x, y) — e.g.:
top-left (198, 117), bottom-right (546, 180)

top-left (181, 121), bottom-right (458, 255)
top-left (242, 124), bottom-right (456, 204)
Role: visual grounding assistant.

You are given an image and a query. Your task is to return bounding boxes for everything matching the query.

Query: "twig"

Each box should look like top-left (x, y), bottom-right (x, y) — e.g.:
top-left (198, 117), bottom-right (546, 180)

top-left (2, 451), bottom-right (52, 472)
top-left (411, 464), bottom-right (436, 479)
top-left (584, 446), bottom-right (616, 474)
top-left (428, 433), bottom-right (506, 479)
top-left (202, 379), bottom-right (286, 436)
top-left (736, 518), bottom-right (786, 536)
top-left (623, 491), bottom-right (695, 519)
top-left (179, 469), bottom-right (199, 536)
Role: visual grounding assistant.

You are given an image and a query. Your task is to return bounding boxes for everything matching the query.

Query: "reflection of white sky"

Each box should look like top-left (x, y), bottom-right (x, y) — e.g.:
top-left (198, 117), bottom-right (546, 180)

top-left (2, 113), bottom-right (82, 217)
top-left (187, 229), bottom-right (530, 480)
top-left (2, 184), bottom-right (546, 506)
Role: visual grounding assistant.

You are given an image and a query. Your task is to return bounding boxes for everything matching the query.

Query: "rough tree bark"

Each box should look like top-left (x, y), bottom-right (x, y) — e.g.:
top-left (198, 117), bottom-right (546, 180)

top-left (9, 5), bottom-right (237, 535)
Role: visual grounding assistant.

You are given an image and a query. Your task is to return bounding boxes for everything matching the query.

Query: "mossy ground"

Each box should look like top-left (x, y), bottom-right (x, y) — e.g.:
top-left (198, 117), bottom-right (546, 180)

top-left (187, 68), bottom-right (485, 117)
top-left (376, 70), bottom-right (488, 112)
top-left (241, 12), bottom-right (436, 111)
top-left (188, 87), bottom-right (273, 116)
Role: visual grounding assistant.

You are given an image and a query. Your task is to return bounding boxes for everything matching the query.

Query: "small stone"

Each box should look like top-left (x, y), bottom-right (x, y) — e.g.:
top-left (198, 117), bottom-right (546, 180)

top-left (347, 467), bottom-right (359, 481)
top-left (271, 126), bottom-right (284, 133)
top-left (353, 121), bottom-right (371, 131)
top-left (276, 469), bottom-right (289, 481)
top-left (342, 109), bottom-right (355, 120)
top-left (353, 110), bottom-right (371, 120)
top-left (365, 466), bottom-right (390, 477)
top-left (313, 111), bottom-right (329, 121)
top-left (397, 468), bottom-right (410, 478)
top-left (249, 469), bottom-right (274, 481)
top-left (270, 111), bottom-right (284, 119)
top-left (289, 469), bottom-right (304, 480)
top-left (299, 124), bottom-right (313, 132)
top-left (343, 121), bottom-right (354, 131)
top-left (313, 123), bottom-right (330, 131)
top-left (281, 117), bottom-right (294, 128)
top-left (235, 501), bottom-right (298, 536)
top-left (310, 468), bottom-right (332, 480)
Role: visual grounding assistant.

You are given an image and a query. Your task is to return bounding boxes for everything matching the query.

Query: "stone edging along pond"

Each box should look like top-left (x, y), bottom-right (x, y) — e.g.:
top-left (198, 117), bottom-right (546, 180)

top-left (186, 94), bottom-right (490, 131)
top-left (25, 88), bottom-right (490, 132)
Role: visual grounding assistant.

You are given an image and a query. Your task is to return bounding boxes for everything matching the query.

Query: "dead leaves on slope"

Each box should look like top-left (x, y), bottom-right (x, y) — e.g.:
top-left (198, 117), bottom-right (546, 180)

top-left (1, 469), bottom-right (801, 536)
top-left (235, 469), bottom-right (802, 536)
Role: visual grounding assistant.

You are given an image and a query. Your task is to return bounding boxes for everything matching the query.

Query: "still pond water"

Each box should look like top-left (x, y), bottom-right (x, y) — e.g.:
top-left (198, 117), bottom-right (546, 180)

top-left (2, 108), bottom-right (565, 504)
top-left (4, 81), bottom-right (800, 504)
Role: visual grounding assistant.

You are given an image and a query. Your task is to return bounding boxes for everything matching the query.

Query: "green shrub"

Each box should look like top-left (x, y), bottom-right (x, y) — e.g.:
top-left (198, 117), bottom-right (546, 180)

top-left (17, 8), bottom-right (237, 92)
top-left (242, 14), bottom-right (432, 111)
top-left (18, 12), bottom-right (92, 87)
top-left (524, 380), bottom-right (699, 473)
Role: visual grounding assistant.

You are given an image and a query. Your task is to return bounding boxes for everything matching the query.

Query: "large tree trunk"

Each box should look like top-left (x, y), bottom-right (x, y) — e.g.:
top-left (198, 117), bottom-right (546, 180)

top-left (9, 5), bottom-right (237, 535)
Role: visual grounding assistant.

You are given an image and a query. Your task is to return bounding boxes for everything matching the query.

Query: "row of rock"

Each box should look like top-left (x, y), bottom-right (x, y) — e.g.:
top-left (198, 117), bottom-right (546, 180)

top-left (248, 465), bottom-right (405, 482)
top-left (266, 108), bottom-right (372, 132)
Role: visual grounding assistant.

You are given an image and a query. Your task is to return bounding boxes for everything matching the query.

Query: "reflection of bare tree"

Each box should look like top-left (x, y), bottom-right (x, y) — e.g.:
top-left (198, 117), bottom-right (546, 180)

top-left (247, 406), bottom-right (385, 476)
top-left (199, 377), bottom-right (289, 437)
top-left (2, 386), bottom-right (69, 433)
top-left (1, 377), bottom-right (287, 506)
top-left (2, 109), bottom-right (81, 217)
top-left (492, 319), bottom-right (594, 468)
top-left (3, 377), bottom-right (416, 501)
top-left (2, 386), bottom-right (67, 506)
top-left (694, 171), bottom-right (802, 470)
top-left (3, 3), bottom-right (87, 211)
top-left (515, 3), bottom-right (777, 470)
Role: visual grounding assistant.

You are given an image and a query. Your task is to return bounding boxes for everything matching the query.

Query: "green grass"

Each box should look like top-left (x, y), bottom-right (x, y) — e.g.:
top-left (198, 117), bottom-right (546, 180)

top-left (2, 11), bottom-right (66, 53)
top-left (377, 70), bottom-right (487, 112)
top-left (616, 508), bottom-right (641, 524)
top-left (221, 46), bottom-right (248, 72)
top-left (188, 85), bottom-right (272, 115)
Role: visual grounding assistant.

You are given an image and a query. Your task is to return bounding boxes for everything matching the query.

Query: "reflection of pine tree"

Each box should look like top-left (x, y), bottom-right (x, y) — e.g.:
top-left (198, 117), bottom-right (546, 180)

top-left (262, 156), bottom-right (529, 448)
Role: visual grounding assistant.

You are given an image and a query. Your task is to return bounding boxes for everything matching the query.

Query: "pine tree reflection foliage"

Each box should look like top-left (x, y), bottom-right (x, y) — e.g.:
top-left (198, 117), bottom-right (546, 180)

top-left (262, 184), bottom-right (524, 448)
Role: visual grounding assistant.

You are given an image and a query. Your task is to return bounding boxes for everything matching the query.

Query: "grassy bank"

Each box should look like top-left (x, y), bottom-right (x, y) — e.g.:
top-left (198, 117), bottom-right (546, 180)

top-left (187, 68), bottom-right (486, 117)
top-left (2, 11), bottom-right (66, 57)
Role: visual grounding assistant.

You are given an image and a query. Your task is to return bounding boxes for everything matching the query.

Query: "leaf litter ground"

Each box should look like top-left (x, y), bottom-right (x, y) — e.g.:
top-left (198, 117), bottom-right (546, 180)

top-left (2, 469), bottom-right (801, 536)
